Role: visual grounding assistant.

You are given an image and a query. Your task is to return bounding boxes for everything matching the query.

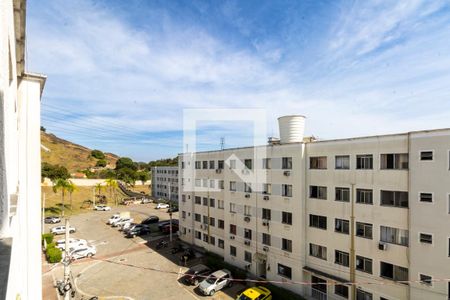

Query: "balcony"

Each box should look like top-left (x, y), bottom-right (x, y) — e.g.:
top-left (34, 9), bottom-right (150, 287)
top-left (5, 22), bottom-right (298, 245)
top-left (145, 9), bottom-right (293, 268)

top-left (311, 288), bottom-right (327, 300)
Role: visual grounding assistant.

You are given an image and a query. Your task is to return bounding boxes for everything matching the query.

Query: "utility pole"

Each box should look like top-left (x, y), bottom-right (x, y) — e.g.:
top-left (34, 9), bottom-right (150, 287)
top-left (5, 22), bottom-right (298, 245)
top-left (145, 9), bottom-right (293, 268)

top-left (63, 218), bottom-right (71, 300)
top-left (350, 183), bottom-right (356, 300)
top-left (169, 182), bottom-right (172, 243)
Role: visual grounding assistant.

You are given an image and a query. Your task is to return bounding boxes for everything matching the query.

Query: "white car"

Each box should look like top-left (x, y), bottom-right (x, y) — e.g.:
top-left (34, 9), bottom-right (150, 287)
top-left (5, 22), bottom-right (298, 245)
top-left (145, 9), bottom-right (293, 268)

top-left (198, 269), bottom-right (233, 296)
top-left (113, 218), bottom-right (134, 228)
top-left (56, 238), bottom-right (87, 250)
top-left (156, 203), bottom-right (169, 209)
top-left (107, 214), bottom-right (121, 225)
top-left (68, 245), bottom-right (96, 260)
top-left (94, 205), bottom-right (111, 211)
top-left (51, 226), bottom-right (76, 235)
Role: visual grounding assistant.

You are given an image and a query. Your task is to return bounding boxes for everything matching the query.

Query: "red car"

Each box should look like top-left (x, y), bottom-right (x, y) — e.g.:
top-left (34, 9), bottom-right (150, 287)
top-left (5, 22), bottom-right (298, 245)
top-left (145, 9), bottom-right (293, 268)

top-left (161, 223), bottom-right (179, 234)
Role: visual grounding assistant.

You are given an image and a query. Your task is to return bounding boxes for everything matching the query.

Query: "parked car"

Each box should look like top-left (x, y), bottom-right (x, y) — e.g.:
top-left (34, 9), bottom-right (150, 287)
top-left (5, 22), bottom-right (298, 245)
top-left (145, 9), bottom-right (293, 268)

top-left (141, 198), bottom-right (151, 204)
top-left (56, 238), bottom-right (88, 250)
top-left (156, 203), bottom-right (169, 209)
top-left (182, 264), bottom-right (211, 286)
top-left (107, 214), bottom-right (121, 225)
top-left (51, 226), bottom-right (76, 235)
top-left (126, 225), bottom-right (151, 238)
top-left (198, 269), bottom-right (233, 296)
top-left (237, 286), bottom-right (272, 300)
top-left (161, 223), bottom-right (178, 234)
top-left (113, 218), bottom-right (134, 228)
top-left (44, 216), bottom-right (61, 224)
top-left (68, 245), bottom-right (96, 260)
top-left (158, 219), bottom-right (179, 231)
top-left (121, 222), bottom-right (137, 232)
top-left (94, 205), bottom-right (111, 211)
top-left (167, 207), bottom-right (179, 213)
top-left (141, 215), bottom-right (159, 225)
top-left (179, 248), bottom-right (195, 262)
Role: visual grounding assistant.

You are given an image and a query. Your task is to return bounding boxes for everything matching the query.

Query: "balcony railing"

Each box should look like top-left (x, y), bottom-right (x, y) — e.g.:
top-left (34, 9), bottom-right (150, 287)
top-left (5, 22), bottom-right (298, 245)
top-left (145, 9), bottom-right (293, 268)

top-left (311, 288), bottom-right (327, 300)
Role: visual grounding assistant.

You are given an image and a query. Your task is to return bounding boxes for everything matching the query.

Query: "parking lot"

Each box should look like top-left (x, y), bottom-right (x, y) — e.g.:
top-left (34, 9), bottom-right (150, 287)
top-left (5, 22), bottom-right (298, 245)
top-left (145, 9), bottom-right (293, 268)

top-left (44, 203), bottom-right (245, 300)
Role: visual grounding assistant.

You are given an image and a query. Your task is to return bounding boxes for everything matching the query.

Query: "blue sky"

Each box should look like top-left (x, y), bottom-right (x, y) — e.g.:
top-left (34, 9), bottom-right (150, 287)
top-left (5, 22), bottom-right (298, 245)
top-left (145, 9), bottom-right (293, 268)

top-left (28, 0), bottom-right (450, 161)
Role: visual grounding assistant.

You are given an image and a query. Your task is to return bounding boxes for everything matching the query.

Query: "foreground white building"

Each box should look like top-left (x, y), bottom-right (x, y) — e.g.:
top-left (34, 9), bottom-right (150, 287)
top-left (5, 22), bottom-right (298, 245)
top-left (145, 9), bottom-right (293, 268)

top-left (178, 115), bottom-right (450, 300)
top-left (0, 0), bottom-right (46, 299)
top-left (151, 166), bottom-right (179, 202)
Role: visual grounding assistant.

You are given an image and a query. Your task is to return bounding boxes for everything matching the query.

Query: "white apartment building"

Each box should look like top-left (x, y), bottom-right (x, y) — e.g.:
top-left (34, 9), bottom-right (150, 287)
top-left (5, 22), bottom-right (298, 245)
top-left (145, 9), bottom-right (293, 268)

top-left (178, 115), bottom-right (450, 300)
top-left (0, 0), bottom-right (46, 299)
top-left (151, 166), bottom-right (179, 202)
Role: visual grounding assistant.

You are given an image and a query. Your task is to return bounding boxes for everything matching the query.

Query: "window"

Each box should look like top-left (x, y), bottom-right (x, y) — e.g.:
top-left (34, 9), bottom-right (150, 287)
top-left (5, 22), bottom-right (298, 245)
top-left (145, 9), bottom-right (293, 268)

top-left (230, 246), bottom-right (236, 257)
top-left (208, 198), bottom-right (215, 207)
top-left (310, 186), bottom-right (327, 199)
top-left (262, 208), bottom-right (271, 220)
top-left (244, 159), bottom-right (252, 169)
top-left (380, 262), bottom-right (408, 282)
top-left (356, 289), bottom-right (372, 300)
top-left (356, 189), bottom-right (373, 204)
top-left (229, 224), bottom-right (236, 235)
top-left (209, 160), bottom-right (215, 169)
top-left (263, 183), bottom-right (272, 195)
top-left (203, 215), bottom-right (208, 224)
top-left (419, 193), bottom-right (433, 203)
top-left (218, 219), bottom-right (224, 229)
top-left (277, 264), bottom-right (292, 279)
top-left (335, 219), bottom-right (349, 234)
top-left (282, 157), bottom-right (292, 169)
top-left (244, 251), bottom-right (252, 263)
top-left (195, 161), bottom-right (201, 169)
top-left (209, 236), bottom-right (215, 245)
top-left (210, 180), bottom-right (215, 188)
top-left (380, 190), bottom-right (408, 208)
top-left (356, 256), bottom-right (372, 274)
top-left (335, 155), bottom-right (350, 169)
top-left (381, 153), bottom-right (408, 169)
top-left (195, 179), bottom-right (201, 187)
top-left (335, 285), bottom-right (349, 299)
top-left (202, 161), bottom-right (208, 169)
top-left (244, 228), bottom-right (252, 240)
top-left (195, 231), bottom-right (201, 239)
top-left (182, 211), bottom-right (186, 219)
top-left (356, 154), bottom-right (373, 169)
top-left (380, 226), bottom-right (409, 246)
top-left (219, 180), bottom-right (224, 189)
top-left (262, 233), bottom-right (271, 246)
top-left (310, 156), bottom-right (327, 169)
top-left (195, 196), bottom-right (201, 204)
top-left (218, 200), bottom-right (224, 209)
top-left (420, 274), bottom-right (432, 286)
top-left (244, 182), bottom-right (252, 193)
top-left (335, 187), bottom-right (350, 202)
top-left (229, 203), bottom-right (236, 213)
top-left (209, 217), bottom-right (215, 227)
top-left (194, 213), bottom-right (201, 222)
top-left (356, 222), bottom-right (373, 239)
top-left (419, 233), bottom-right (432, 244)
top-left (420, 151), bottom-right (433, 161)
top-left (335, 250), bottom-right (349, 267)
top-left (262, 158), bottom-right (271, 169)
top-left (203, 197), bottom-right (208, 206)
top-left (282, 238), bottom-right (292, 252)
top-left (309, 214), bottom-right (327, 230)
top-left (218, 239), bottom-right (224, 249)
top-left (229, 159), bottom-right (236, 169)
top-left (310, 243), bottom-right (327, 260)
top-left (244, 205), bottom-right (251, 216)
top-left (182, 194), bottom-right (186, 202)
top-left (282, 184), bottom-right (292, 197)
top-left (230, 181), bottom-right (236, 191)
top-left (218, 160), bottom-right (224, 169)
top-left (202, 179), bottom-right (208, 187)
top-left (282, 212), bottom-right (293, 225)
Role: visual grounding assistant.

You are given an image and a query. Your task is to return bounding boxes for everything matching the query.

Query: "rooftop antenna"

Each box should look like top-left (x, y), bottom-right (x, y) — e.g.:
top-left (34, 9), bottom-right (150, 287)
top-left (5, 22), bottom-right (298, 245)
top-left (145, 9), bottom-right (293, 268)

top-left (220, 137), bottom-right (225, 150)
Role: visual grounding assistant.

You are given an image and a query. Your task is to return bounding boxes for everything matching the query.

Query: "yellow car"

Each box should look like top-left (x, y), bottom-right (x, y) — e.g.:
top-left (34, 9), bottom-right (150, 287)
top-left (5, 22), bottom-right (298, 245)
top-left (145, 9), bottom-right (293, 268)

top-left (237, 286), bottom-right (272, 300)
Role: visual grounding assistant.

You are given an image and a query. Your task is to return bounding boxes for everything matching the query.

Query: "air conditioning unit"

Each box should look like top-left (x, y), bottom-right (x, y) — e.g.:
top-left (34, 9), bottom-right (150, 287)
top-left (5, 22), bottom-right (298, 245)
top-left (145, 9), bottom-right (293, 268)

top-left (283, 170), bottom-right (291, 176)
top-left (244, 216), bottom-right (251, 222)
top-left (262, 220), bottom-right (269, 226)
top-left (263, 196), bottom-right (269, 200)
top-left (245, 194), bottom-right (251, 198)
top-left (378, 242), bottom-right (387, 251)
top-left (263, 246), bottom-right (269, 252)
top-left (244, 240), bottom-right (251, 246)
top-left (230, 235), bottom-right (235, 240)
top-left (215, 169), bottom-right (222, 174)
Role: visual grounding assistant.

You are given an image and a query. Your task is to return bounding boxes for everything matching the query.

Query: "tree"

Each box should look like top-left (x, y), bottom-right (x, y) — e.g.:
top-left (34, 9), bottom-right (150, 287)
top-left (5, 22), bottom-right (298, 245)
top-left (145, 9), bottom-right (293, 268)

top-left (136, 170), bottom-right (150, 183)
top-left (42, 163), bottom-right (70, 181)
top-left (40, 126), bottom-right (46, 132)
top-left (96, 159), bottom-right (107, 167)
top-left (66, 180), bottom-right (77, 211)
top-left (52, 179), bottom-right (70, 217)
top-left (116, 167), bottom-right (137, 185)
top-left (115, 157), bottom-right (137, 171)
top-left (105, 178), bottom-right (118, 206)
top-left (95, 183), bottom-right (104, 198)
top-left (91, 150), bottom-right (105, 159)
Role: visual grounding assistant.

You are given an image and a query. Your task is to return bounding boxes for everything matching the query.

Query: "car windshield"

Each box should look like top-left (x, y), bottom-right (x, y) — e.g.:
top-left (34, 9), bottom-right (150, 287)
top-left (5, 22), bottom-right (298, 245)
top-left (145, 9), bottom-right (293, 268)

top-left (206, 276), bottom-right (217, 284)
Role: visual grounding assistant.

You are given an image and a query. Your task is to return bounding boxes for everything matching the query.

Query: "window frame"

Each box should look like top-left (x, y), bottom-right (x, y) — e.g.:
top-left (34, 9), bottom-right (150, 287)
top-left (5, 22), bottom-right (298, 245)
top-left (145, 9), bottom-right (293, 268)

top-left (310, 156), bottom-right (327, 169)
top-left (419, 192), bottom-right (433, 203)
top-left (309, 214), bottom-right (327, 230)
top-left (356, 154), bottom-right (373, 169)
top-left (380, 190), bottom-right (409, 208)
top-left (282, 238), bottom-right (293, 252)
top-left (335, 155), bottom-right (350, 170)
top-left (356, 255), bottom-right (373, 274)
top-left (419, 232), bottom-right (433, 244)
top-left (335, 187), bottom-right (350, 202)
top-left (335, 218), bottom-right (350, 234)
top-left (356, 189), bottom-right (373, 205)
top-left (419, 150), bottom-right (434, 161)
top-left (335, 250), bottom-right (350, 267)
top-left (277, 263), bottom-right (292, 279)
top-left (419, 274), bottom-right (433, 286)
top-left (282, 211), bottom-right (293, 225)
top-left (309, 185), bottom-right (327, 200)
top-left (356, 222), bottom-right (373, 239)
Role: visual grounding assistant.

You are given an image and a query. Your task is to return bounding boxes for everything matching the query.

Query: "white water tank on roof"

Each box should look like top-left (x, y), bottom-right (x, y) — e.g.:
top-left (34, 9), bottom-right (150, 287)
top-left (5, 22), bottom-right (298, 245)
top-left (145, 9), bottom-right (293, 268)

top-left (278, 115), bottom-right (306, 144)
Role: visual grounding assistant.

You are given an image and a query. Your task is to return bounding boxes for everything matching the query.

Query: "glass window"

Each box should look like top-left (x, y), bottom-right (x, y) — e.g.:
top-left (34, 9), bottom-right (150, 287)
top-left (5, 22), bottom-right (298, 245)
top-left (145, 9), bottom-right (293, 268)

top-left (262, 208), bottom-right (271, 220)
top-left (380, 190), bottom-right (408, 208)
top-left (356, 189), bottom-right (373, 204)
top-left (420, 151), bottom-right (433, 161)
top-left (419, 193), bottom-right (433, 203)
top-left (244, 159), bottom-right (252, 169)
top-left (282, 157), bottom-right (292, 169)
top-left (419, 233), bottom-right (432, 244)
top-left (380, 226), bottom-right (409, 246)
top-left (244, 251), bottom-right (252, 262)
top-left (244, 228), bottom-right (252, 240)
top-left (309, 214), bottom-right (327, 230)
top-left (335, 285), bottom-right (349, 299)
top-left (310, 186), bottom-right (327, 199)
top-left (262, 158), bottom-right (271, 169)
top-left (218, 219), bottom-right (224, 229)
top-left (310, 156), bottom-right (327, 169)
top-left (356, 256), bottom-right (372, 274)
top-left (335, 250), bottom-right (349, 267)
top-left (335, 219), bottom-right (349, 234)
top-left (229, 224), bottom-right (236, 235)
top-left (380, 153), bottom-right (408, 169)
top-left (356, 222), bottom-right (373, 239)
top-left (262, 233), bottom-right (271, 246)
top-left (282, 238), bottom-right (292, 252)
top-left (282, 212), bottom-right (292, 225)
top-left (380, 261), bottom-right (408, 282)
top-left (218, 239), bottom-right (224, 249)
top-left (230, 181), bottom-right (236, 191)
top-left (202, 161), bottom-right (208, 169)
top-left (420, 274), bottom-right (432, 286)
top-left (282, 184), bottom-right (292, 197)
top-left (277, 264), bottom-right (292, 279)
top-left (218, 160), bottom-right (224, 169)
top-left (309, 243), bottom-right (327, 260)
top-left (356, 154), bottom-right (373, 169)
top-left (230, 245), bottom-right (236, 256)
top-left (335, 155), bottom-right (350, 169)
top-left (356, 289), bottom-right (372, 300)
top-left (335, 187), bottom-right (350, 202)
top-left (229, 203), bottom-right (236, 213)
top-left (263, 183), bottom-right (272, 195)
top-left (244, 182), bottom-right (252, 193)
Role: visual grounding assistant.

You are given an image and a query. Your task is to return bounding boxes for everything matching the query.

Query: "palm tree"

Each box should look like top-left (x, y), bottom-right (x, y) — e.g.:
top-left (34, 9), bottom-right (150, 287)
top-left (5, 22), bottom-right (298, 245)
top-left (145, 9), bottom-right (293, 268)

top-left (105, 178), bottom-right (118, 206)
top-left (95, 183), bottom-right (104, 204)
top-left (53, 179), bottom-right (70, 217)
top-left (67, 180), bottom-right (77, 212)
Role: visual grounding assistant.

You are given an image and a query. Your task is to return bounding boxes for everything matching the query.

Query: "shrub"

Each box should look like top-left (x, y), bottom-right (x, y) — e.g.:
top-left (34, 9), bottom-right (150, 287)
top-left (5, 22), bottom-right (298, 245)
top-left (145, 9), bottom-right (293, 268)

top-left (46, 246), bottom-right (62, 263)
top-left (42, 233), bottom-right (54, 245)
top-left (91, 150), bottom-right (105, 159)
top-left (96, 159), bottom-right (107, 167)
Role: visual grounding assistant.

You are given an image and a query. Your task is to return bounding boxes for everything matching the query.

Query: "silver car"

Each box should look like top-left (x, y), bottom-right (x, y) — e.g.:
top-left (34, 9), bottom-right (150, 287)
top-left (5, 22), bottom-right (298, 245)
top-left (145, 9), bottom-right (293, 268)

top-left (198, 269), bottom-right (233, 296)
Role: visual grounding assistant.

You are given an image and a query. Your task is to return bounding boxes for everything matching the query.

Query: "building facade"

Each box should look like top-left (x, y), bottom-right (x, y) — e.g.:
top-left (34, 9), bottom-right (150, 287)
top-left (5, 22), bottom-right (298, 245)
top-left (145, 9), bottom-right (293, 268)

top-left (151, 166), bottom-right (179, 202)
top-left (0, 0), bottom-right (46, 299)
top-left (178, 116), bottom-right (450, 300)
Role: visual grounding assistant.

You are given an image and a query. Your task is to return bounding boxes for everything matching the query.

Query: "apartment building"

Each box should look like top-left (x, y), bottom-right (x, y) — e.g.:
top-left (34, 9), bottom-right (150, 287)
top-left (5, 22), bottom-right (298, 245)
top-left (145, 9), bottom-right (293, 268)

top-left (178, 115), bottom-right (450, 300)
top-left (0, 0), bottom-right (46, 299)
top-left (151, 166), bottom-right (179, 202)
